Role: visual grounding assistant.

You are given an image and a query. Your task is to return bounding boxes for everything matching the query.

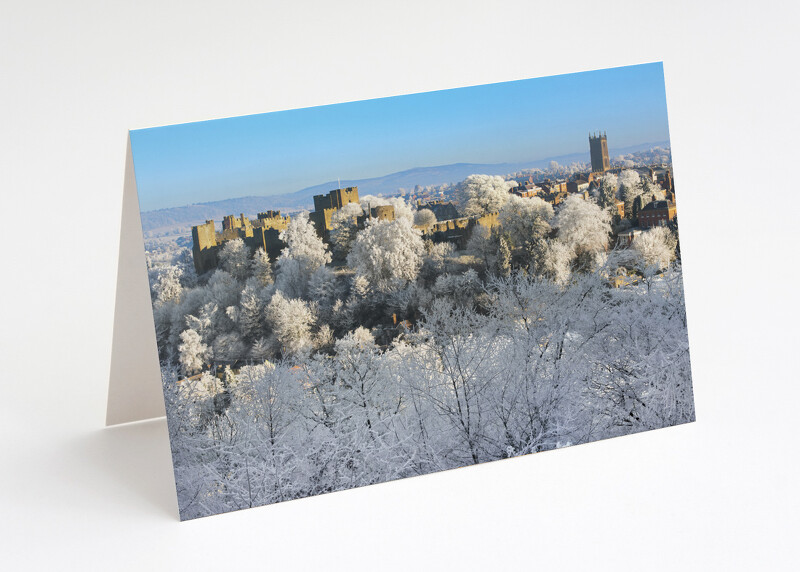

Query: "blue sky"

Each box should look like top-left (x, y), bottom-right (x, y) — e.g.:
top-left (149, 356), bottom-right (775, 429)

top-left (131, 62), bottom-right (670, 212)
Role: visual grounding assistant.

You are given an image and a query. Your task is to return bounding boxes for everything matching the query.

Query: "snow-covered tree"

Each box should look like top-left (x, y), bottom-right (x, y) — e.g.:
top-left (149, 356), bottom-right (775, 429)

top-left (238, 281), bottom-right (267, 342)
top-left (597, 175), bottom-right (619, 211)
top-left (250, 337), bottom-right (272, 362)
top-left (331, 327), bottom-right (397, 435)
top-left (329, 202), bottom-right (364, 259)
top-left (618, 169), bottom-right (641, 190)
top-left (497, 236), bottom-right (512, 277)
top-left (359, 195), bottom-right (414, 224)
top-left (498, 195), bottom-right (553, 249)
top-left (251, 247), bottom-right (274, 286)
top-left (630, 226), bottom-right (678, 272)
top-left (466, 225), bottom-right (496, 270)
top-left (540, 240), bottom-right (573, 284)
top-left (178, 328), bottom-right (208, 375)
top-left (413, 208), bottom-right (437, 230)
top-left (206, 270), bottom-right (241, 312)
top-left (174, 248), bottom-right (199, 288)
top-left (419, 240), bottom-right (455, 283)
top-left (405, 299), bottom-right (504, 465)
top-left (347, 218), bottom-right (424, 292)
top-left (618, 170), bottom-right (643, 220)
top-left (184, 301), bottom-right (216, 341)
top-left (553, 195), bottom-right (611, 272)
top-left (309, 266), bottom-right (343, 311)
top-left (432, 269), bottom-right (482, 308)
top-left (276, 212), bottom-right (332, 298)
top-left (153, 265), bottom-right (183, 305)
top-left (219, 238), bottom-right (250, 281)
top-left (265, 291), bottom-right (316, 358)
top-left (454, 174), bottom-right (515, 216)
top-left (212, 332), bottom-right (247, 362)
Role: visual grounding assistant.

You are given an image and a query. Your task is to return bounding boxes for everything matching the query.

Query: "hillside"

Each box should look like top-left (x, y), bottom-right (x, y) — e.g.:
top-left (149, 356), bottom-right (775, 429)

top-left (140, 141), bottom-right (668, 233)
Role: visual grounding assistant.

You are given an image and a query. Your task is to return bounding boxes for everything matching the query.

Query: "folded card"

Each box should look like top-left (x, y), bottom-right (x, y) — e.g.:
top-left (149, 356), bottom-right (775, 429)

top-left (109, 62), bottom-right (695, 520)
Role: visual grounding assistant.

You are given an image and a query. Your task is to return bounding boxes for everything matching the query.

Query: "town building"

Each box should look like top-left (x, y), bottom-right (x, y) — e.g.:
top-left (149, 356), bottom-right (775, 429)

top-left (567, 178), bottom-right (590, 195)
top-left (638, 200), bottom-right (677, 228)
top-left (616, 227), bottom-right (643, 247)
top-left (542, 189), bottom-right (569, 206)
top-left (540, 179), bottom-right (569, 195)
top-left (511, 186), bottom-right (541, 198)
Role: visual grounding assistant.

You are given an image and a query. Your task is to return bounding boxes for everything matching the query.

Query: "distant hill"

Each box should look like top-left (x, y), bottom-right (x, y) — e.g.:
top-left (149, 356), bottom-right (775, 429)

top-left (140, 141), bottom-right (668, 234)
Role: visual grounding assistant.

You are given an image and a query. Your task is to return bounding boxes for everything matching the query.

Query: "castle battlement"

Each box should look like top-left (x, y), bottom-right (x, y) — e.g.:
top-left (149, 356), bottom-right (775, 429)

top-left (309, 186), bottom-right (364, 239)
top-left (425, 211), bottom-right (500, 249)
top-left (190, 210), bottom-right (291, 275)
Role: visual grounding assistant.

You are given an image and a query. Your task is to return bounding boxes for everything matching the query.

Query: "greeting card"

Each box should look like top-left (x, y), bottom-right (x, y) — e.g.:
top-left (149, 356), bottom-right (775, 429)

top-left (109, 62), bottom-right (695, 520)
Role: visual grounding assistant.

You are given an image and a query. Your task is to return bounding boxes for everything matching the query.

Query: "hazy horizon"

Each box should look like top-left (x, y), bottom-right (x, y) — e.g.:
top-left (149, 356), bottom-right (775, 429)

top-left (131, 63), bottom-right (671, 212)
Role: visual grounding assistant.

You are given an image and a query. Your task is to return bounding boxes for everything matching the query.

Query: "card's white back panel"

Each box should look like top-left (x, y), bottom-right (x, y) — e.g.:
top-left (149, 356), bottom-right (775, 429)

top-left (106, 135), bottom-right (165, 425)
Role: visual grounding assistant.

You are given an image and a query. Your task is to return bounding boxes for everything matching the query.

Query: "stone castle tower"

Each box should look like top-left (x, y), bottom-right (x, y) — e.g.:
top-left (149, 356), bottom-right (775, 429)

top-left (589, 132), bottom-right (610, 173)
top-left (309, 186), bottom-right (360, 236)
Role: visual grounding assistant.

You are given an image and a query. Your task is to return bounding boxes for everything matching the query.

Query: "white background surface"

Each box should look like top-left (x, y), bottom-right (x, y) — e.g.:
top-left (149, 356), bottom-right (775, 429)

top-left (1, 1), bottom-right (798, 570)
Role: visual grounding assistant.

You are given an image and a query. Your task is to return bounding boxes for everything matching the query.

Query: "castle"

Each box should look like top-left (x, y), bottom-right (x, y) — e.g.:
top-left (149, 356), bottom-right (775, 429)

top-left (190, 182), bottom-right (502, 275)
top-left (191, 186), bottom-right (386, 274)
top-left (426, 212), bottom-right (500, 249)
top-left (309, 186), bottom-right (398, 236)
top-left (191, 211), bottom-right (291, 274)
top-left (309, 186), bottom-right (362, 239)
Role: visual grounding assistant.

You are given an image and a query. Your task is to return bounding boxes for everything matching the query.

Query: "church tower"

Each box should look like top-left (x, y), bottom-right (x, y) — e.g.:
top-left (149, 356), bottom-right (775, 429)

top-left (589, 132), bottom-right (610, 173)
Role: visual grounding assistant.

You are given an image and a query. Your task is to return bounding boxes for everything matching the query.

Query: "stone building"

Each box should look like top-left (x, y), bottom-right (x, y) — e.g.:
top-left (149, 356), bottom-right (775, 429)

top-left (567, 178), bottom-right (590, 194)
top-left (542, 190), bottom-right (569, 206)
top-left (426, 211), bottom-right (499, 249)
top-left (356, 204), bottom-right (395, 228)
top-left (589, 132), bottom-right (610, 173)
top-left (638, 200), bottom-right (676, 228)
top-left (309, 186), bottom-right (360, 237)
top-left (416, 199), bottom-right (459, 221)
top-left (616, 228), bottom-right (643, 247)
top-left (540, 180), bottom-right (569, 195)
top-left (191, 211), bottom-right (291, 274)
top-left (192, 220), bottom-right (220, 275)
top-left (511, 187), bottom-right (541, 198)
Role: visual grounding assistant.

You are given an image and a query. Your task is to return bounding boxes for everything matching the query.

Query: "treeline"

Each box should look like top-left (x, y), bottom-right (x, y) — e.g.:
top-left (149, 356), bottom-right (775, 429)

top-left (164, 269), bottom-right (693, 519)
top-left (146, 173), bottom-right (693, 519)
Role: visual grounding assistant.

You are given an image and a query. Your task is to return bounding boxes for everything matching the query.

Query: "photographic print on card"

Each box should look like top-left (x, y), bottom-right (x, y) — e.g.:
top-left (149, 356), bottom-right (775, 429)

top-left (131, 62), bottom-right (695, 520)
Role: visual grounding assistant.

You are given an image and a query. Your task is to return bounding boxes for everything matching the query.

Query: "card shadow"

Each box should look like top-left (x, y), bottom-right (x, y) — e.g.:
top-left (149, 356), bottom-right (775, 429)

top-left (69, 418), bottom-right (178, 520)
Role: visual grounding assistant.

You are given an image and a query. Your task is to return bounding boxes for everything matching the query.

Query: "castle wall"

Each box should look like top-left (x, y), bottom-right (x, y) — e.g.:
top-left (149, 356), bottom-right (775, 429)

top-left (247, 227), bottom-right (286, 260)
top-left (313, 194), bottom-right (332, 213)
top-left (329, 186), bottom-right (359, 209)
top-left (255, 211), bottom-right (290, 231)
top-left (311, 187), bottom-right (361, 235)
top-left (474, 211), bottom-right (499, 229)
top-left (223, 214), bottom-right (243, 231)
top-left (191, 220), bottom-right (219, 274)
top-left (427, 211), bottom-right (499, 249)
top-left (370, 205), bottom-right (394, 221)
top-left (192, 210), bottom-right (292, 274)
top-left (356, 204), bottom-right (396, 229)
